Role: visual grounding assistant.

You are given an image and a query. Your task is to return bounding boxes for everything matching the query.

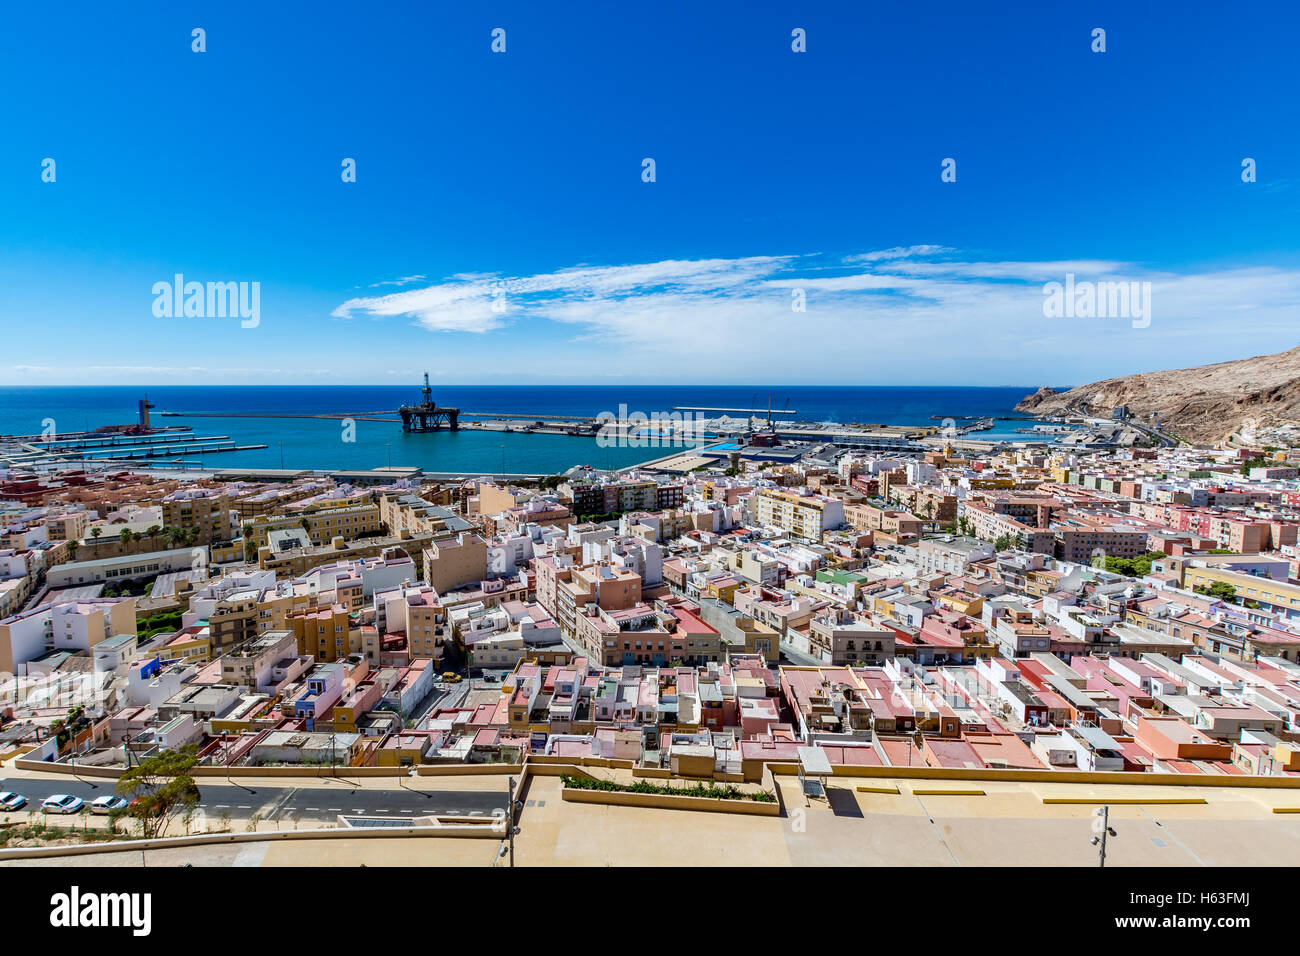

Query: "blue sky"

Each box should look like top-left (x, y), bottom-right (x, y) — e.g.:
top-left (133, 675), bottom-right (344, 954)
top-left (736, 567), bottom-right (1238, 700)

top-left (2, 0), bottom-right (1298, 386)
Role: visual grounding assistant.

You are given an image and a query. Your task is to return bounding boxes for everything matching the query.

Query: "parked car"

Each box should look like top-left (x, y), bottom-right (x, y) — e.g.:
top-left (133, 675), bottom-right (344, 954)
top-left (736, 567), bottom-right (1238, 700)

top-left (0, 791), bottom-right (27, 811)
top-left (41, 794), bottom-right (84, 814)
top-left (129, 796), bottom-right (161, 814)
top-left (90, 795), bottom-right (129, 814)
top-left (442, 672), bottom-right (462, 683)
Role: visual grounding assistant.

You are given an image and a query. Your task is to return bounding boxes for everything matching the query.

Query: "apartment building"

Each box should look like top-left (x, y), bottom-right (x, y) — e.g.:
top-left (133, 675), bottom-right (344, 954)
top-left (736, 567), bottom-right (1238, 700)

top-left (160, 486), bottom-right (236, 544)
top-left (0, 597), bottom-right (137, 673)
top-left (808, 609), bottom-right (896, 666)
top-left (754, 488), bottom-right (846, 542)
top-left (245, 503), bottom-right (382, 548)
top-left (422, 532), bottom-right (488, 593)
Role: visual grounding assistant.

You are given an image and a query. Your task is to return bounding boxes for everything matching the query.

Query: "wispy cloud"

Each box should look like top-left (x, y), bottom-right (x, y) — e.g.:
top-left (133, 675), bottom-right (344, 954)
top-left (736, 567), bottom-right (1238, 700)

top-left (330, 247), bottom-right (1300, 382)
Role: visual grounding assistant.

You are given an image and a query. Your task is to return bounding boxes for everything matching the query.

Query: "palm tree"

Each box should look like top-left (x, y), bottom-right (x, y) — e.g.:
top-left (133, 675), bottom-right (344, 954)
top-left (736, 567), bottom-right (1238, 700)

top-left (90, 526), bottom-right (102, 540)
top-left (146, 524), bottom-right (162, 548)
top-left (119, 528), bottom-right (132, 546)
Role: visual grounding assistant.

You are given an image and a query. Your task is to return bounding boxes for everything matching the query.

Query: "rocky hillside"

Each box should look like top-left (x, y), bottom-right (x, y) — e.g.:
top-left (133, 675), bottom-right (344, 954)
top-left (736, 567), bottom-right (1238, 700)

top-left (1016, 345), bottom-right (1300, 445)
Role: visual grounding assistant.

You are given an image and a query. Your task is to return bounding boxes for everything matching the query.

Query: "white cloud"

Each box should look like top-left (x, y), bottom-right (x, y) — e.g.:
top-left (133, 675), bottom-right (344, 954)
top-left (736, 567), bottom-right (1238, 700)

top-left (330, 249), bottom-right (1300, 383)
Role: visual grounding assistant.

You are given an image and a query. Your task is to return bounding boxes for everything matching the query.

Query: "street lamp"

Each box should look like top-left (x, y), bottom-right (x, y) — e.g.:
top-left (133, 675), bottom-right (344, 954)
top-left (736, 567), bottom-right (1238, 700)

top-left (1091, 805), bottom-right (1117, 867)
top-left (507, 775), bottom-right (516, 867)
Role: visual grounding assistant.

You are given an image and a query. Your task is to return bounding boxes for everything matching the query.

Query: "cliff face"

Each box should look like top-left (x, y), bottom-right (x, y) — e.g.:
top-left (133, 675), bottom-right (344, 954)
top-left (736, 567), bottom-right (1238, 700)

top-left (1015, 345), bottom-right (1300, 444)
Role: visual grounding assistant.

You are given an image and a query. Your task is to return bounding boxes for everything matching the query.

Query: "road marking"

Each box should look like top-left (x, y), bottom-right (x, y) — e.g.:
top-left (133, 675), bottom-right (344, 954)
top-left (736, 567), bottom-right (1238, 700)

top-left (913, 795), bottom-right (961, 866)
top-left (1137, 806), bottom-right (1208, 867)
top-left (1041, 796), bottom-right (1205, 805)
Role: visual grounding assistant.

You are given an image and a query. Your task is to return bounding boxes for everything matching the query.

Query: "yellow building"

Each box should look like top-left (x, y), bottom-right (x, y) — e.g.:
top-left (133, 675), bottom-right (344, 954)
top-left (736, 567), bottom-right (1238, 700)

top-left (933, 590), bottom-right (984, 616)
top-left (246, 504), bottom-right (381, 549)
top-left (287, 603), bottom-right (357, 663)
top-left (752, 488), bottom-right (846, 542)
top-left (157, 628), bottom-right (213, 663)
top-left (160, 488), bottom-right (235, 544)
top-left (1181, 566), bottom-right (1300, 616)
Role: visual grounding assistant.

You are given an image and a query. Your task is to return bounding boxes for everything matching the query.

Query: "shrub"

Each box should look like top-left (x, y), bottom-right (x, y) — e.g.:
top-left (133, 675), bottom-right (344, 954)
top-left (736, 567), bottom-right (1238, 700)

top-left (560, 773), bottom-right (775, 803)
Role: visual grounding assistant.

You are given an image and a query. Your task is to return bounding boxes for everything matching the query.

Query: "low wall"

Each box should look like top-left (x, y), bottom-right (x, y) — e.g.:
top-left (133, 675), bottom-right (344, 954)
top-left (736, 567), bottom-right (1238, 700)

top-left (0, 821), bottom-right (502, 862)
top-left (24, 751), bottom-right (1298, 792)
top-left (764, 761), bottom-right (1300, 790)
top-left (12, 758), bottom-right (522, 781)
top-left (525, 754), bottom-right (638, 770)
top-left (524, 763), bottom-right (600, 780)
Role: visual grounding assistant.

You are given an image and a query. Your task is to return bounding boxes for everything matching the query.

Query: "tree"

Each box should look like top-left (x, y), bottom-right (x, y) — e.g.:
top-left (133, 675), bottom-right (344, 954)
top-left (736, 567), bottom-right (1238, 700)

top-left (115, 745), bottom-right (201, 840)
top-left (119, 528), bottom-right (132, 546)
top-left (1102, 551), bottom-right (1167, 578)
top-left (1195, 581), bottom-right (1238, 603)
top-left (90, 526), bottom-right (102, 540)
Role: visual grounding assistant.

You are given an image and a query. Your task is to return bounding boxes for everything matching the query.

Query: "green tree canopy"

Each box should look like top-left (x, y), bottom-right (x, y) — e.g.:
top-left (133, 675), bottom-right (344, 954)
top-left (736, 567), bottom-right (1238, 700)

top-left (115, 745), bottom-right (201, 840)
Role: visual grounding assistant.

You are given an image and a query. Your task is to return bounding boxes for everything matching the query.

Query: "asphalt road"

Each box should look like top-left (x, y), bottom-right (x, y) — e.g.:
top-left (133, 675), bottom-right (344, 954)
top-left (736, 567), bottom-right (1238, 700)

top-left (0, 777), bottom-right (506, 822)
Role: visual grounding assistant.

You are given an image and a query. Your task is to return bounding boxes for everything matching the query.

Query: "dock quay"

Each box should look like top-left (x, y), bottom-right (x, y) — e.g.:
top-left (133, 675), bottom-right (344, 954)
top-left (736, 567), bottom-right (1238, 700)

top-left (1, 424), bottom-right (268, 469)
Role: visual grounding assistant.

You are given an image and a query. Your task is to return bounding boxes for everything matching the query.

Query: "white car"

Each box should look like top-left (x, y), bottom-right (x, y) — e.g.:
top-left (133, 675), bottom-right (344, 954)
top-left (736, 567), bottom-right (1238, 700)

top-left (0, 791), bottom-right (27, 811)
top-left (41, 794), bottom-right (85, 814)
top-left (89, 795), bottom-right (129, 814)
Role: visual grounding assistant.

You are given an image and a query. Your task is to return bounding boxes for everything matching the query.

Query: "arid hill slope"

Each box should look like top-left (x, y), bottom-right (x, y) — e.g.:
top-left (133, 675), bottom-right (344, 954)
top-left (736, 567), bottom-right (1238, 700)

top-left (1016, 346), bottom-right (1300, 444)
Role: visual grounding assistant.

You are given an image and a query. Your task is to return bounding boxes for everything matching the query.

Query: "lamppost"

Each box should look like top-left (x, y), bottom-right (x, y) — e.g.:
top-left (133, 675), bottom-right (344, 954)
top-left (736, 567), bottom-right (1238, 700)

top-left (1091, 805), bottom-right (1117, 867)
top-left (507, 775), bottom-right (516, 868)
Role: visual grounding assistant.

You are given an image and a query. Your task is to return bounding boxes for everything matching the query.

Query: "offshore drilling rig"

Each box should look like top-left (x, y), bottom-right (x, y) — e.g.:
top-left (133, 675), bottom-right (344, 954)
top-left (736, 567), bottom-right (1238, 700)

top-left (399, 373), bottom-right (460, 432)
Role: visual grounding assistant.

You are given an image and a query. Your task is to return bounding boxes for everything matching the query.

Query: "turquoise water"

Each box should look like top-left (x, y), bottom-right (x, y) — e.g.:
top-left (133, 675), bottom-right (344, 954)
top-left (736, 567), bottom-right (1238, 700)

top-left (0, 385), bottom-right (1046, 474)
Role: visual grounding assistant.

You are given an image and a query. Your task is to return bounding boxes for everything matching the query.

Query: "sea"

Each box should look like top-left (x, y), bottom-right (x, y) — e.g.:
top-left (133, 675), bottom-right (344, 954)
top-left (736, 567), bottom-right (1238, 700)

top-left (0, 385), bottom-right (1052, 475)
